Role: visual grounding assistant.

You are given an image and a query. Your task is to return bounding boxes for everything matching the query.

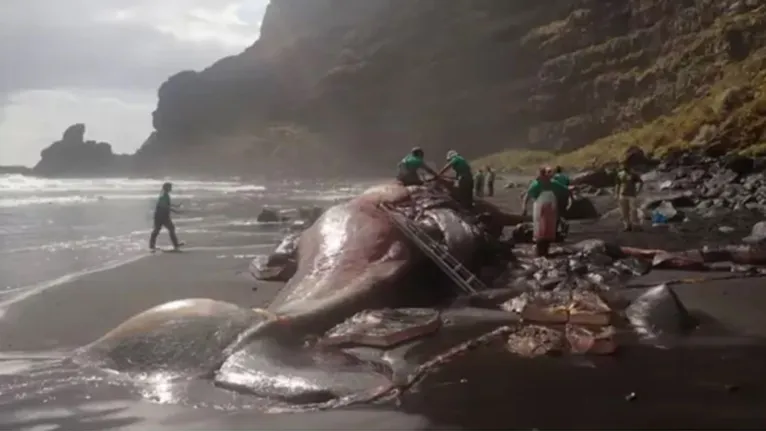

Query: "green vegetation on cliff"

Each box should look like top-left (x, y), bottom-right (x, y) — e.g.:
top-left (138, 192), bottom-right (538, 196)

top-left (478, 2), bottom-right (766, 172)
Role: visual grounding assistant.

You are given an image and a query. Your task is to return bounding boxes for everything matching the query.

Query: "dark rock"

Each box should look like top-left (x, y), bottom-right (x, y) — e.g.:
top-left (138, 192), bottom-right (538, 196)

top-left (724, 155), bottom-right (755, 175)
top-left (256, 208), bottom-right (285, 223)
top-left (571, 168), bottom-right (615, 189)
top-left (708, 169), bottom-right (739, 186)
top-left (565, 196), bottom-right (599, 220)
top-left (641, 193), bottom-right (696, 211)
top-left (624, 146), bottom-right (654, 168)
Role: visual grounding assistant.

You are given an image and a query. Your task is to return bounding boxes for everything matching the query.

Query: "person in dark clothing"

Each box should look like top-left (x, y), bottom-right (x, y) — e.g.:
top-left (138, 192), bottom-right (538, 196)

top-left (149, 182), bottom-right (183, 251)
top-left (485, 166), bottom-right (496, 196)
top-left (474, 168), bottom-right (485, 197)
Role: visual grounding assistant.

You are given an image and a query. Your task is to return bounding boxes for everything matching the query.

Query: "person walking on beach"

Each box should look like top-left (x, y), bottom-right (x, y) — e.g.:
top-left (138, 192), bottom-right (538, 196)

top-left (474, 168), bottom-right (485, 197)
top-left (397, 147), bottom-right (438, 186)
top-left (486, 166), bottom-right (496, 196)
top-left (149, 182), bottom-right (183, 252)
top-left (437, 150), bottom-right (474, 208)
top-left (615, 161), bottom-right (643, 231)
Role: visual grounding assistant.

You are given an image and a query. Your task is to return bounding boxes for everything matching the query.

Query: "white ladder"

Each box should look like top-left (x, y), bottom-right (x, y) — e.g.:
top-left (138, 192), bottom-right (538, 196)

top-left (381, 204), bottom-right (485, 295)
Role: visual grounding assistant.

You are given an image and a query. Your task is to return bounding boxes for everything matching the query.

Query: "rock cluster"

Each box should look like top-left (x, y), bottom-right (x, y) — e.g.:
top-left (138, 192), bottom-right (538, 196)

top-left (643, 152), bottom-right (766, 220)
top-left (33, 124), bottom-right (132, 177)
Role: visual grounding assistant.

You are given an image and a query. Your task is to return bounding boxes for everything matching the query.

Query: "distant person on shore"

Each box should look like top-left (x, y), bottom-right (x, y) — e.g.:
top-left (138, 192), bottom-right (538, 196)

top-left (397, 147), bottom-right (438, 186)
top-left (437, 150), bottom-right (474, 208)
top-left (149, 182), bottom-right (183, 252)
top-left (552, 166), bottom-right (570, 187)
top-left (485, 166), bottom-right (496, 196)
top-left (474, 168), bottom-right (485, 197)
top-left (615, 161), bottom-right (643, 231)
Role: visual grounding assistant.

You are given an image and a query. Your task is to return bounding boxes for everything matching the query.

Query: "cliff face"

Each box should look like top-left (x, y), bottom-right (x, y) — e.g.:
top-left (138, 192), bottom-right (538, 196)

top-left (138, 0), bottom-right (766, 176)
top-left (33, 124), bottom-right (132, 177)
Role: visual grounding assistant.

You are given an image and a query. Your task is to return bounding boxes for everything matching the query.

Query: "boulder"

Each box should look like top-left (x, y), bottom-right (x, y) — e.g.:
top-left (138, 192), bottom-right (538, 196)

top-left (723, 155), bottom-right (755, 176)
top-left (624, 146), bottom-right (654, 168)
top-left (742, 221), bottom-right (766, 244)
top-left (641, 193), bottom-right (696, 211)
top-left (570, 168), bottom-right (615, 189)
top-left (565, 196), bottom-right (599, 220)
top-left (256, 208), bottom-right (284, 223)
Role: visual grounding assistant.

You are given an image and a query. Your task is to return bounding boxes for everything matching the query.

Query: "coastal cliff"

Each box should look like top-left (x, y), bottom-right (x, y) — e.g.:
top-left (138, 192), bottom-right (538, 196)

top-left (135, 0), bottom-right (766, 176)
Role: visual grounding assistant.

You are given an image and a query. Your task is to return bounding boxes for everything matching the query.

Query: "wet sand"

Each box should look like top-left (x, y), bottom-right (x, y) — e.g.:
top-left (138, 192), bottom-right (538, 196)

top-left (2, 188), bottom-right (766, 429)
top-left (0, 247), bottom-right (283, 352)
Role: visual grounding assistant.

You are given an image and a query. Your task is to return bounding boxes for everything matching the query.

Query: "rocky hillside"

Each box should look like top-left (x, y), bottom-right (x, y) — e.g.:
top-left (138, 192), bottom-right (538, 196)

top-left (136, 0), bottom-right (766, 177)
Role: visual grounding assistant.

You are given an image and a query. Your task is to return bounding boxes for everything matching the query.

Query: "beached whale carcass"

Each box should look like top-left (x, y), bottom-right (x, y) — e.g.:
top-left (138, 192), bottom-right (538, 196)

top-left (74, 182), bottom-right (703, 410)
top-left (75, 182), bottom-right (522, 406)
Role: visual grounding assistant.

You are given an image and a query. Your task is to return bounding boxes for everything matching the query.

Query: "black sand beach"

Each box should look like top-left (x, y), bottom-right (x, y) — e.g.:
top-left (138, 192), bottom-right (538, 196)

top-left (2, 185), bottom-right (766, 430)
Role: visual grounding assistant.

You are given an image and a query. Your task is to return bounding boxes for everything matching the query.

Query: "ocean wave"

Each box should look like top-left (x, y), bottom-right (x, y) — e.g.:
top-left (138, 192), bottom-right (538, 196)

top-left (0, 193), bottom-right (197, 208)
top-left (0, 174), bottom-right (266, 194)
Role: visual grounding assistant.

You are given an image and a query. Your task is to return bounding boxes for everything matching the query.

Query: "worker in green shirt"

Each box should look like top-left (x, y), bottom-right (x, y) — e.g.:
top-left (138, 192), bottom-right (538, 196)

top-left (521, 167), bottom-right (572, 253)
top-left (396, 147), bottom-right (438, 186)
top-left (552, 166), bottom-right (570, 187)
top-left (436, 150), bottom-right (474, 208)
top-left (614, 161), bottom-right (643, 231)
top-left (521, 168), bottom-right (572, 216)
top-left (149, 182), bottom-right (183, 251)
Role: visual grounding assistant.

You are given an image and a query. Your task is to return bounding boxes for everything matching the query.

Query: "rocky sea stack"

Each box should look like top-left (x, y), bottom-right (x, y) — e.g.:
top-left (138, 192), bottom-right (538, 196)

top-left (33, 124), bottom-right (132, 177)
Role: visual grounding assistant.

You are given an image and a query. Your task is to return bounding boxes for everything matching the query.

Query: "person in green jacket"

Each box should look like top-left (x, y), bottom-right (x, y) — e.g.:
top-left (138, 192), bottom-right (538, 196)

top-left (521, 168), bottom-right (571, 216)
top-left (397, 147), bottom-right (438, 186)
top-left (552, 166), bottom-right (570, 187)
top-left (437, 150), bottom-right (474, 208)
top-left (521, 167), bottom-right (572, 253)
top-left (149, 182), bottom-right (184, 251)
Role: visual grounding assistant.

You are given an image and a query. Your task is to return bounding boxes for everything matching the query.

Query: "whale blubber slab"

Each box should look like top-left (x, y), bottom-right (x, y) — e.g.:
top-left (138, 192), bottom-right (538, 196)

top-left (501, 291), bottom-right (613, 326)
top-left (566, 324), bottom-right (618, 355)
top-left (502, 291), bottom-right (570, 323)
top-left (320, 308), bottom-right (442, 348)
top-left (567, 291), bottom-right (612, 326)
top-left (506, 325), bottom-right (565, 357)
top-left (506, 324), bottom-right (618, 357)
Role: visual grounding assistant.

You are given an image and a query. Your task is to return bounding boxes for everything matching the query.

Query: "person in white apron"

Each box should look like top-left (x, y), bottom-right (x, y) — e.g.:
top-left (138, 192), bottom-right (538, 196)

top-left (521, 167), bottom-right (569, 256)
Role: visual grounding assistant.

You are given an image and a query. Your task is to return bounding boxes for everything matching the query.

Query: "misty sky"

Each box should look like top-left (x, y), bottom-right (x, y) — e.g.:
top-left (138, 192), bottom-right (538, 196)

top-left (0, 0), bottom-right (269, 167)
